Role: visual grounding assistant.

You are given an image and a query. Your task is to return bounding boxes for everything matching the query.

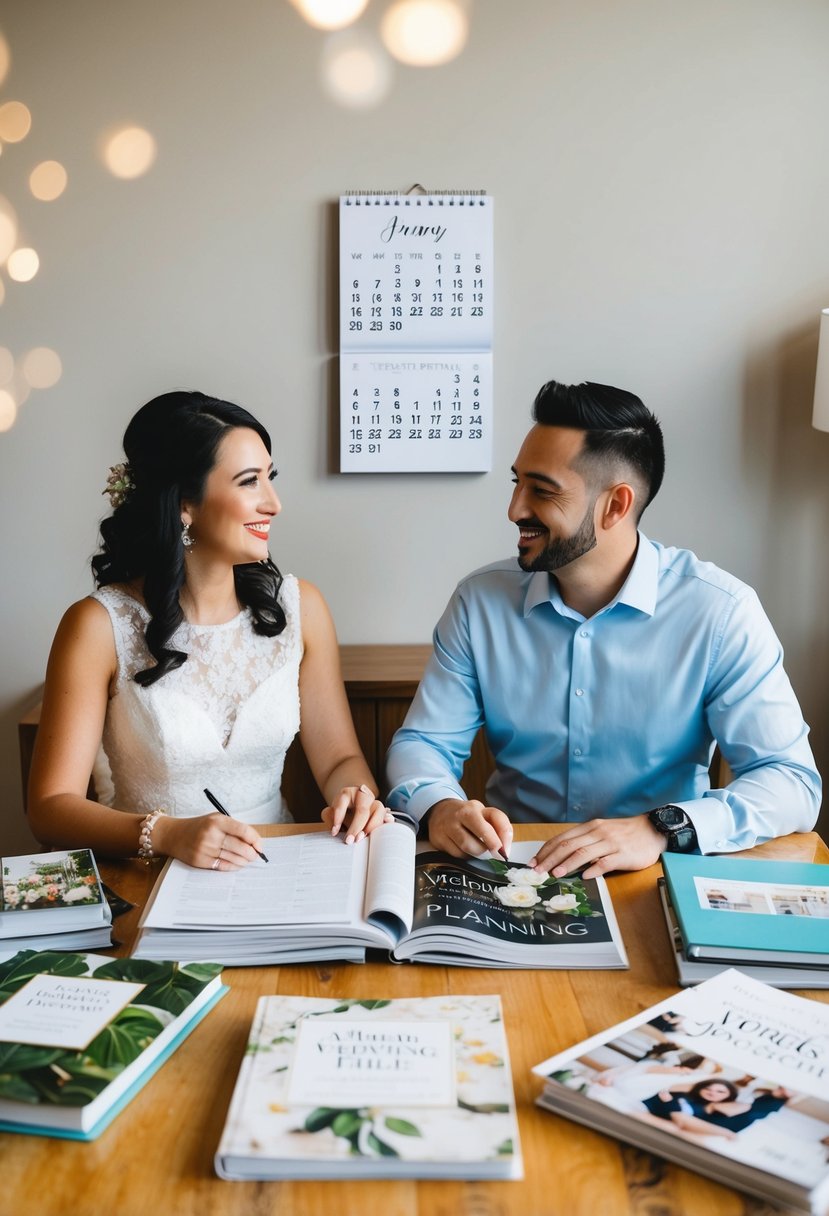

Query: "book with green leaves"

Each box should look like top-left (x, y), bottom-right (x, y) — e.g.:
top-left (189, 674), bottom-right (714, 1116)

top-left (0, 950), bottom-right (226, 1140)
top-left (135, 827), bottom-right (626, 969)
top-left (215, 993), bottom-right (522, 1180)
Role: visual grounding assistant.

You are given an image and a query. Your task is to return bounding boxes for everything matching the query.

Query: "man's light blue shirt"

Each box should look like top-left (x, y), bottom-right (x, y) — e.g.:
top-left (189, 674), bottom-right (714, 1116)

top-left (385, 536), bottom-right (821, 853)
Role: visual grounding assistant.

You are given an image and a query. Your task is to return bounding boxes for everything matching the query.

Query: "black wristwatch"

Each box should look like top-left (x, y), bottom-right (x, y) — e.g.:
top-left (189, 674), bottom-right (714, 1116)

top-left (648, 805), bottom-right (698, 853)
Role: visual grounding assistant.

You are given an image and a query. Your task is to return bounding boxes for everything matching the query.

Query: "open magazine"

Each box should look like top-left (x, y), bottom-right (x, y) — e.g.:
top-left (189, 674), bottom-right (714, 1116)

top-left (533, 969), bottom-right (829, 1215)
top-left (133, 824), bottom-right (626, 969)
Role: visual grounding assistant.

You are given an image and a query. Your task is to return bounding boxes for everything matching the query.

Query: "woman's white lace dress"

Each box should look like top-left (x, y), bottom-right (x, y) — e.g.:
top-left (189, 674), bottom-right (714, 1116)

top-left (91, 577), bottom-right (301, 823)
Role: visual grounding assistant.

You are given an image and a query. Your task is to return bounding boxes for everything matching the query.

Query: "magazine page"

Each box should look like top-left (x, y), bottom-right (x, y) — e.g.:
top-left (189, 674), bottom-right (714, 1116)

top-left (140, 833), bottom-right (370, 930)
top-left (534, 969), bottom-right (829, 1195)
top-left (363, 821), bottom-right (416, 942)
top-left (396, 841), bottom-right (625, 964)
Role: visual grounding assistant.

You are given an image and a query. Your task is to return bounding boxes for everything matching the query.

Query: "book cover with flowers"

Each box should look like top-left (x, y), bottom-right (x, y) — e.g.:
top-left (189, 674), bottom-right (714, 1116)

top-left (215, 993), bottom-right (522, 1180)
top-left (1, 850), bottom-right (108, 934)
top-left (393, 841), bottom-right (627, 968)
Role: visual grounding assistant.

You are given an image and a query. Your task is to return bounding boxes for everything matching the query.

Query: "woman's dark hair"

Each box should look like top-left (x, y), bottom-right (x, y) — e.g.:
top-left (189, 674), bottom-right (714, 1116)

top-left (532, 380), bottom-right (665, 518)
top-left (686, 1079), bottom-right (739, 1103)
top-left (92, 390), bottom-right (286, 686)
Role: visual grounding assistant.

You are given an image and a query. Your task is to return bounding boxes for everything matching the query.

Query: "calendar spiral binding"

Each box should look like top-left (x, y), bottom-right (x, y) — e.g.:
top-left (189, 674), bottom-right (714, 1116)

top-left (342, 189), bottom-right (488, 207)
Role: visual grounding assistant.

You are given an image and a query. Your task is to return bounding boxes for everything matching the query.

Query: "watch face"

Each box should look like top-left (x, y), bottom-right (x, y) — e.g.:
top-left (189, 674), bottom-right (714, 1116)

top-left (655, 805), bottom-right (687, 831)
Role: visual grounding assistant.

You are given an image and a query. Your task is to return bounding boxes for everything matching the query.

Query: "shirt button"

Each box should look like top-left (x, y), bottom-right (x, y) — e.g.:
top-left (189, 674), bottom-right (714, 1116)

top-left (573, 748), bottom-right (582, 757)
top-left (575, 688), bottom-right (584, 696)
top-left (580, 630), bottom-right (589, 638)
top-left (572, 803), bottom-right (582, 812)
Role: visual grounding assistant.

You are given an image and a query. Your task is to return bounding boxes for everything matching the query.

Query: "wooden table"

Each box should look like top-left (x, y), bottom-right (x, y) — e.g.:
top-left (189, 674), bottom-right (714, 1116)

top-left (3, 826), bottom-right (826, 1216)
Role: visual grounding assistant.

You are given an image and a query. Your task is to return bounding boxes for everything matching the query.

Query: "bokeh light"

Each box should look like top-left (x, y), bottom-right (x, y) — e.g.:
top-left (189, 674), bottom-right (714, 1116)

top-left (0, 100), bottom-right (32, 142)
top-left (0, 346), bottom-right (13, 385)
top-left (381, 0), bottom-right (468, 66)
top-left (103, 126), bottom-right (157, 179)
top-left (0, 194), bottom-right (16, 263)
top-left (7, 247), bottom-right (39, 282)
top-left (291, 0), bottom-right (369, 30)
top-left (0, 389), bottom-right (17, 432)
top-left (21, 346), bottom-right (62, 389)
top-left (30, 160), bottom-right (68, 202)
top-left (322, 31), bottom-right (392, 108)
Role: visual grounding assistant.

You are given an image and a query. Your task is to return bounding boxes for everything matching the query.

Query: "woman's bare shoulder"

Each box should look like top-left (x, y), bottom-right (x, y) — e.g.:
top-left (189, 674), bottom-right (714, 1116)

top-left (51, 596), bottom-right (117, 657)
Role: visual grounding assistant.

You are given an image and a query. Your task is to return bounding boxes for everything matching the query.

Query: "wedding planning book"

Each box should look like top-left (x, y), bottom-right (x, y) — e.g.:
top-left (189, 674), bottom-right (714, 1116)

top-left (215, 992), bottom-right (521, 1180)
top-left (1, 848), bottom-right (113, 952)
top-left (533, 969), bottom-right (829, 1215)
top-left (0, 950), bottom-right (225, 1140)
top-left (133, 824), bottom-right (627, 969)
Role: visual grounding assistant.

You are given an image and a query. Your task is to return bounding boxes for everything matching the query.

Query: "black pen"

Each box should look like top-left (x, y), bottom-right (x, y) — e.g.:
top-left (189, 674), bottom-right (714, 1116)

top-left (203, 788), bottom-right (269, 863)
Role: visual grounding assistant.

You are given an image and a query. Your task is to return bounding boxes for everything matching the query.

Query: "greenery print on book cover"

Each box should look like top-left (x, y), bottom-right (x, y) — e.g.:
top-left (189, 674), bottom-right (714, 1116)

top-left (226, 995), bottom-right (514, 1163)
top-left (1, 851), bottom-right (102, 913)
top-left (0, 951), bottom-right (221, 1107)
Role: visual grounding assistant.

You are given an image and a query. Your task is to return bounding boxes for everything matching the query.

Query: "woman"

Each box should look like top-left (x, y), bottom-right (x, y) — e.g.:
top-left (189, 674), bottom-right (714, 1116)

top-left (28, 391), bottom-right (390, 869)
top-left (640, 1079), bottom-right (746, 1141)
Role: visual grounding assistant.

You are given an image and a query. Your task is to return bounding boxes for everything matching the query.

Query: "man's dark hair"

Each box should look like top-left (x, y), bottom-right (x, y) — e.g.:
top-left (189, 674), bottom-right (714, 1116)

top-left (532, 380), bottom-right (665, 517)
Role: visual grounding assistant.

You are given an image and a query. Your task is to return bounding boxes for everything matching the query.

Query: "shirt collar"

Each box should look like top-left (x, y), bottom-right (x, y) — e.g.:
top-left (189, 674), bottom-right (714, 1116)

top-left (523, 532), bottom-right (658, 620)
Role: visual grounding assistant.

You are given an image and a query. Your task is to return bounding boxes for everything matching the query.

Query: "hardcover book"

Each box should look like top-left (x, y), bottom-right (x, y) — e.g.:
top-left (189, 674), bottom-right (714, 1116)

top-left (1, 849), bottom-right (112, 949)
top-left (661, 852), bottom-right (829, 965)
top-left (133, 825), bottom-right (627, 969)
top-left (0, 950), bottom-right (225, 1140)
top-left (215, 993), bottom-right (522, 1180)
top-left (533, 969), bottom-right (829, 1215)
top-left (658, 878), bottom-right (829, 990)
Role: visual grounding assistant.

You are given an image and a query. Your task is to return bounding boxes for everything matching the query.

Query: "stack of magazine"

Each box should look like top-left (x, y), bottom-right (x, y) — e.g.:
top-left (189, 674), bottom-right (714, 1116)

top-left (659, 853), bottom-right (829, 989)
top-left (533, 969), bottom-right (829, 1215)
top-left (1, 849), bottom-right (113, 954)
top-left (132, 825), bottom-right (627, 969)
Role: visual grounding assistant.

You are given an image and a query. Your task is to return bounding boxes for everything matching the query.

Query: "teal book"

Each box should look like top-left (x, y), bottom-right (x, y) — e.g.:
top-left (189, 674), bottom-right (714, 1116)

top-left (661, 853), bottom-right (829, 965)
top-left (0, 951), bottom-right (226, 1140)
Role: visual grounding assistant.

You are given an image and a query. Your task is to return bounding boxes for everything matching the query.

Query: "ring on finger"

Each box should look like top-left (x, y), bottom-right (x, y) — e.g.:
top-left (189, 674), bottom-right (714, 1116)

top-left (211, 856), bottom-right (221, 871)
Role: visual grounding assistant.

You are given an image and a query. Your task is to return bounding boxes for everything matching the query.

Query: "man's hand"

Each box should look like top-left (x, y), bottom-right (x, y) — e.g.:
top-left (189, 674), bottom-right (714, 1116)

top-left (427, 798), bottom-right (513, 859)
top-left (528, 813), bottom-right (666, 878)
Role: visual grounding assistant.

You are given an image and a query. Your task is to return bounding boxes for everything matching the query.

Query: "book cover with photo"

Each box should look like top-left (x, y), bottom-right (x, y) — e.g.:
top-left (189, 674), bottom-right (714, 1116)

top-left (662, 853), bottom-right (829, 965)
top-left (215, 993), bottom-right (521, 1180)
top-left (657, 878), bottom-right (829, 990)
top-left (0, 950), bottom-right (225, 1140)
top-left (533, 969), bottom-right (829, 1215)
top-left (134, 826), bottom-right (626, 969)
top-left (1, 849), bottom-right (109, 930)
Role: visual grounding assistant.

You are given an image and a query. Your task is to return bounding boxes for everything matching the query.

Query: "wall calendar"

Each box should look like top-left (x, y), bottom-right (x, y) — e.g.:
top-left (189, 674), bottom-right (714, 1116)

top-left (339, 191), bottom-right (493, 473)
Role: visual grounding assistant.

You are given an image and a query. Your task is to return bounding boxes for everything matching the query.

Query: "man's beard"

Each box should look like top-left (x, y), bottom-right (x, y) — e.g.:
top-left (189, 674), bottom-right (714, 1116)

top-left (517, 503), bottom-right (598, 573)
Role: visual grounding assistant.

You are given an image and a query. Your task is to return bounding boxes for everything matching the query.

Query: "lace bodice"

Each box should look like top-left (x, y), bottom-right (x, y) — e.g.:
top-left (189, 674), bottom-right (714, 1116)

top-left (91, 577), bottom-right (302, 823)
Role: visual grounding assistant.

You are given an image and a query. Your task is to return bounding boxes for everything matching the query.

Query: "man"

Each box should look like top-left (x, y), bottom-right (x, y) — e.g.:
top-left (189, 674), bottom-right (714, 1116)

top-left (385, 380), bottom-right (821, 877)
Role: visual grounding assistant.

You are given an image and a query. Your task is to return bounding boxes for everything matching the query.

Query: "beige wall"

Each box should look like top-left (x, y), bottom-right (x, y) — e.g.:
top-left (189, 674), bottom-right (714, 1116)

top-left (1, 0), bottom-right (827, 853)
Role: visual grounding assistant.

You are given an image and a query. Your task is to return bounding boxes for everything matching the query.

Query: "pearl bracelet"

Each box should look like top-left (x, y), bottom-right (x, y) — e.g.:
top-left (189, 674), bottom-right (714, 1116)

top-left (138, 808), bottom-right (167, 864)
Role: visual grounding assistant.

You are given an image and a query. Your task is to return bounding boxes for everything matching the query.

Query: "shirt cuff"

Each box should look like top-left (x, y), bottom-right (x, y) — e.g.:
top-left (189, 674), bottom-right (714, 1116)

top-left (388, 780), bottom-right (468, 825)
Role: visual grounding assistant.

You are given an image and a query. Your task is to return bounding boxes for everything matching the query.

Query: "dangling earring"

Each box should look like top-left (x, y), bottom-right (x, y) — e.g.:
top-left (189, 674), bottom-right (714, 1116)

top-left (181, 521), bottom-right (194, 549)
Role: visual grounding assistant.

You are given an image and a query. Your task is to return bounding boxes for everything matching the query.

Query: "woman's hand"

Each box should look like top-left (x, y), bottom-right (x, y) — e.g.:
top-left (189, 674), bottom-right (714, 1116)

top-left (322, 784), bottom-right (394, 843)
top-left (154, 813), bottom-right (266, 870)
